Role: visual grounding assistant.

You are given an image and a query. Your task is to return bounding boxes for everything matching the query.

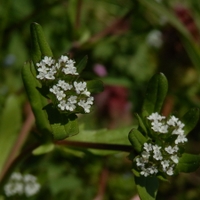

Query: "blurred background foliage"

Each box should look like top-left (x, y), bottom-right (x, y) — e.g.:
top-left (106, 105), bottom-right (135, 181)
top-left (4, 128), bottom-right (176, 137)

top-left (1, 0), bottom-right (200, 199)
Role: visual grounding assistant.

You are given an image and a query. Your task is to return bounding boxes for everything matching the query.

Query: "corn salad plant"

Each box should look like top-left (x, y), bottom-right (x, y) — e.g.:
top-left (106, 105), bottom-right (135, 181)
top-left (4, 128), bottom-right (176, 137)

top-left (3, 1), bottom-right (200, 199)
top-left (1, 22), bottom-right (200, 200)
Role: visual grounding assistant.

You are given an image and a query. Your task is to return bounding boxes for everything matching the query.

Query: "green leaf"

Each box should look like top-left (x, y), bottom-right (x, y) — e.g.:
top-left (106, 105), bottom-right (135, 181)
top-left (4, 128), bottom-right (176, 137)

top-left (67, 126), bottom-right (133, 155)
top-left (135, 175), bottom-right (159, 200)
top-left (142, 73), bottom-right (168, 116)
top-left (128, 129), bottom-right (147, 152)
top-left (87, 79), bottom-right (104, 94)
top-left (68, 126), bottom-right (132, 145)
top-left (44, 104), bottom-right (79, 140)
top-left (33, 143), bottom-right (55, 155)
top-left (136, 114), bottom-right (147, 135)
top-left (22, 62), bottom-right (52, 137)
top-left (0, 95), bottom-right (21, 172)
top-left (176, 153), bottom-right (200, 173)
top-left (76, 56), bottom-right (88, 73)
top-left (181, 108), bottom-right (200, 135)
top-left (30, 22), bottom-right (53, 66)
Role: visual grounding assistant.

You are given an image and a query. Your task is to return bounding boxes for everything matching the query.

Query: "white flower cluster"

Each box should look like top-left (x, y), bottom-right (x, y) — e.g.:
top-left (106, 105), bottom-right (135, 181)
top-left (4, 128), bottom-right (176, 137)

top-left (4, 172), bottom-right (40, 197)
top-left (36, 56), bottom-right (94, 113)
top-left (147, 112), bottom-right (187, 144)
top-left (36, 55), bottom-right (78, 80)
top-left (135, 112), bottom-right (187, 177)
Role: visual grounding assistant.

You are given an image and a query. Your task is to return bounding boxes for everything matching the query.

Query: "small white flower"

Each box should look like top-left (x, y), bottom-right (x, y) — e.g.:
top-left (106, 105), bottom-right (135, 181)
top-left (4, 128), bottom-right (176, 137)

top-left (65, 101), bottom-right (76, 111)
top-left (147, 112), bottom-right (165, 121)
top-left (177, 121), bottom-right (185, 129)
top-left (153, 151), bottom-right (163, 160)
top-left (173, 145), bottom-right (179, 152)
top-left (24, 174), bottom-right (36, 182)
top-left (82, 89), bottom-right (91, 96)
top-left (36, 72), bottom-right (46, 80)
top-left (62, 59), bottom-right (78, 75)
top-left (56, 90), bottom-right (66, 101)
top-left (44, 66), bottom-right (57, 80)
top-left (136, 157), bottom-right (146, 167)
top-left (165, 146), bottom-right (174, 154)
top-left (171, 155), bottom-right (179, 164)
top-left (152, 145), bottom-right (163, 160)
top-left (159, 124), bottom-right (168, 133)
top-left (45, 71), bottom-right (55, 80)
top-left (50, 85), bottom-right (60, 94)
top-left (36, 62), bottom-right (42, 67)
top-left (42, 56), bottom-right (55, 66)
top-left (58, 100), bottom-right (67, 110)
top-left (55, 62), bottom-right (61, 69)
top-left (172, 128), bottom-right (184, 135)
top-left (152, 145), bottom-right (161, 152)
top-left (161, 160), bottom-right (170, 170)
top-left (148, 166), bottom-right (158, 174)
top-left (143, 143), bottom-right (152, 152)
top-left (23, 174), bottom-right (40, 197)
top-left (151, 120), bottom-right (162, 132)
top-left (87, 96), bottom-right (94, 105)
top-left (78, 100), bottom-right (91, 113)
top-left (74, 81), bottom-right (87, 94)
top-left (57, 80), bottom-right (73, 91)
top-left (140, 168), bottom-right (150, 177)
top-left (166, 167), bottom-right (174, 176)
top-left (24, 182), bottom-right (40, 197)
top-left (68, 96), bottom-right (77, 104)
top-left (37, 65), bottom-right (49, 73)
top-left (4, 182), bottom-right (24, 196)
top-left (10, 172), bottom-right (23, 181)
top-left (175, 133), bottom-right (188, 144)
top-left (167, 115), bottom-right (179, 126)
top-left (141, 151), bottom-right (150, 160)
top-left (67, 59), bottom-right (75, 66)
top-left (59, 55), bottom-right (69, 63)
top-left (62, 66), bottom-right (78, 75)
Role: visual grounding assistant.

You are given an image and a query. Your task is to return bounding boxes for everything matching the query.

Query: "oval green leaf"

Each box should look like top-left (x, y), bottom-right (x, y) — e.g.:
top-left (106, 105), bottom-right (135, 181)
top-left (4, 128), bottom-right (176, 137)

top-left (176, 153), bottom-right (200, 173)
top-left (136, 114), bottom-right (147, 135)
top-left (135, 175), bottom-right (159, 200)
top-left (44, 104), bottom-right (79, 140)
top-left (142, 73), bottom-right (168, 117)
top-left (30, 22), bottom-right (53, 65)
top-left (33, 143), bottom-right (55, 155)
top-left (76, 56), bottom-right (88, 73)
top-left (181, 108), bottom-right (200, 135)
top-left (22, 62), bottom-right (52, 136)
top-left (128, 129), bottom-right (147, 152)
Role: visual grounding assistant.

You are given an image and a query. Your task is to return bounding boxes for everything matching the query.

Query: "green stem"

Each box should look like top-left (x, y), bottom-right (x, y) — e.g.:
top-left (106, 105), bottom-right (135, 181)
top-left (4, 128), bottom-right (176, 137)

top-left (55, 140), bottom-right (132, 152)
top-left (0, 135), bottom-right (133, 192)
